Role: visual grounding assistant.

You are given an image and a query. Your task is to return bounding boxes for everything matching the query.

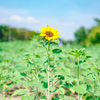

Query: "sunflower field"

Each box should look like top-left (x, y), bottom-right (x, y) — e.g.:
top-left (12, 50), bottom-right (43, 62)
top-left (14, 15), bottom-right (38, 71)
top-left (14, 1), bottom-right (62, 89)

top-left (0, 32), bottom-right (100, 100)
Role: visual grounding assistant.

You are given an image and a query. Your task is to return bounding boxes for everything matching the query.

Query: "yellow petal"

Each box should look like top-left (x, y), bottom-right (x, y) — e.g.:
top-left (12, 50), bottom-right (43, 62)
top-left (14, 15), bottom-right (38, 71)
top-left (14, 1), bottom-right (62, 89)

top-left (54, 32), bottom-right (59, 35)
top-left (52, 35), bottom-right (60, 39)
top-left (46, 25), bottom-right (51, 31)
top-left (40, 27), bottom-right (46, 34)
top-left (45, 36), bottom-right (52, 40)
top-left (39, 34), bottom-right (46, 36)
top-left (54, 29), bottom-right (58, 32)
top-left (48, 37), bottom-right (52, 41)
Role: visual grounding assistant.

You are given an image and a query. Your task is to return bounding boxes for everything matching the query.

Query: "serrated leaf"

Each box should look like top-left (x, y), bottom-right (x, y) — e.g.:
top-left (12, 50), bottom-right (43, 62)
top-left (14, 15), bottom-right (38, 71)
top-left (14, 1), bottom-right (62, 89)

top-left (72, 85), bottom-right (87, 94)
top-left (21, 95), bottom-right (29, 100)
top-left (64, 96), bottom-right (74, 100)
top-left (50, 87), bottom-right (56, 92)
top-left (93, 91), bottom-right (100, 96)
top-left (86, 74), bottom-right (94, 81)
top-left (96, 60), bottom-right (100, 66)
top-left (21, 73), bottom-right (27, 76)
top-left (38, 85), bottom-right (45, 92)
top-left (15, 64), bottom-right (31, 72)
top-left (27, 79), bottom-right (39, 87)
top-left (57, 88), bottom-right (65, 94)
top-left (52, 49), bottom-right (62, 54)
top-left (80, 62), bottom-right (90, 69)
top-left (40, 96), bottom-right (47, 99)
top-left (56, 67), bottom-right (70, 76)
top-left (12, 89), bottom-right (28, 96)
top-left (28, 94), bottom-right (35, 100)
top-left (33, 58), bottom-right (43, 65)
top-left (52, 40), bottom-right (60, 44)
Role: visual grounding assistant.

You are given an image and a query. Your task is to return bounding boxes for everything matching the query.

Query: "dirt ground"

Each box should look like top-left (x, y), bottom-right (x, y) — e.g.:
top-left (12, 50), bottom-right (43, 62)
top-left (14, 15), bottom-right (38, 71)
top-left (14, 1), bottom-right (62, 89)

top-left (0, 97), bottom-right (21, 100)
top-left (5, 97), bottom-right (21, 100)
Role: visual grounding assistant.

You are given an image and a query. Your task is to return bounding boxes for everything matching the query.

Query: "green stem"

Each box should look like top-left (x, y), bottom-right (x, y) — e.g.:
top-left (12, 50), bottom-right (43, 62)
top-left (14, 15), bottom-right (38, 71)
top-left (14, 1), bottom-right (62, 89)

top-left (33, 68), bottom-right (39, 100)
top-left (78, 65), bottom-right (79, 81)
top-left (97, 81), bottom-right (98, 100)
top-left (2, 86), bottom-right (5, 97)
top-left (77, 57), bottom-right (79, 81)
top-left (36, 73), bottom-right (39, 100)
top-left (97, 96), bottom-right (98, 100)
top-left (77, 57), bottom-right (80, 100)
top-left (94, 81), bottom-right (98, 100)
top-left (47, 41), bottom-right (50, 100)
top-left (36, 87), bottom-right (38, 100)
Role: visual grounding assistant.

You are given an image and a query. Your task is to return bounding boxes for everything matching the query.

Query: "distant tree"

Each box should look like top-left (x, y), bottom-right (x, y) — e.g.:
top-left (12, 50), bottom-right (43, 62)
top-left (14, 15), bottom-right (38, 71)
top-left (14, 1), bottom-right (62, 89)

top-left (11, 28), bottom-right (17, 40)
top-left (94, 18), bottom-right (100, 26)
top-left (75, 27), bottom-right (86, 44)
top-left (0, 25), bottom-right (39, 41)
top-left (85, 18), bottom-right (100, 46)
top-left (86, 26), bottom-right (100, 45)
top-left (0, 26), bottom-right (3, 40)
top-left (0, 25), bottom-right (9, 41)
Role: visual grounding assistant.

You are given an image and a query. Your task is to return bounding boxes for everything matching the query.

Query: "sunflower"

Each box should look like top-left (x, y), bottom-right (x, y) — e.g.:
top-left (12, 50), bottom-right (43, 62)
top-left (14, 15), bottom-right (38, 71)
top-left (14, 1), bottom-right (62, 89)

top-left (39, 25), bottom-right (60, 41)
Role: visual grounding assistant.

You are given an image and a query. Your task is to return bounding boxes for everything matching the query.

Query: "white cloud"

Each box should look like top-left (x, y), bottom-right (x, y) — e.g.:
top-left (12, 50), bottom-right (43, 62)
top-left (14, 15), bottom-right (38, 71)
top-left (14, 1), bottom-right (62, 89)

top-left (0, 15), bottom-right (38, 24)
top-left (25, 16), bottom-right (38, 23)
top-left (9, 15), bottom-right (22, 22)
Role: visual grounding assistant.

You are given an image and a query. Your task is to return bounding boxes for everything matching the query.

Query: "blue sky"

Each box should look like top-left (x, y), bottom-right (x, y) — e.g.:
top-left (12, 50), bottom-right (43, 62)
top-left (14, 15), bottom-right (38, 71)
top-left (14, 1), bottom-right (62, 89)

top-left (0, 0), bottom-right (100, 40)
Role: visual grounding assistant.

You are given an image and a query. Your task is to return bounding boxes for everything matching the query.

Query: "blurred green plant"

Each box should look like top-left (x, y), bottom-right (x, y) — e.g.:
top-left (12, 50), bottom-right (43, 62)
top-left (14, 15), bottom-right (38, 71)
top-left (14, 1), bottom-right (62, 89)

top-left (0, 25), bottom-right (39, 41)
top-left (75, 26), bottom-right (86, 46)
top-left (0, 34), bottom-right (100, 100)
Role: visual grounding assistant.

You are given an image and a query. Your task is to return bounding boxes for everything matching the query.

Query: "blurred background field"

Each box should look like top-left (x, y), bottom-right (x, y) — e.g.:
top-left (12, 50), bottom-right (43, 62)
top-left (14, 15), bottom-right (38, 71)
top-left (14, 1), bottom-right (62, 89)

top-left (0, 0), bottom-right (100, 100)
top-left (0, 35), bottom-right (100, 100)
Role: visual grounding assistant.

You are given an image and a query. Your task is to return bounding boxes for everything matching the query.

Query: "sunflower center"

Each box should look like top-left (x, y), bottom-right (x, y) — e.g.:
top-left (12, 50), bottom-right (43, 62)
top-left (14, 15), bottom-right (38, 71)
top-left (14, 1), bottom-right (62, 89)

top-left (45, 31), bottom-right (53, 37)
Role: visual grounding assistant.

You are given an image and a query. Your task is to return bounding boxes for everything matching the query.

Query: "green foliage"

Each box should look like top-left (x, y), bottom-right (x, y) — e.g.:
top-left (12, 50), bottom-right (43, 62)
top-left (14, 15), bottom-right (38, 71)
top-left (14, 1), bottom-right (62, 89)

top-left (0, 38), bottom-right (100, 100)
top-left (75, 26), bottom-right (86, 45)
top-left (52, 49), bottom-right (62, 54)
top-left (0, 25), bottom-right (39, 41)
top-left (94, 18), bottom-right (100, 26)
top-left (72, 85), bottom-right (87, 94)
top-left (74, 18), bottom-right (100, 46)
top-left (12, 89), bottom-right (29, 96)
top-left (0, 25), bottom-right (9, 41)
top-left (86, 26), bottom-right (100, 46)
top-left (21, 94), bottom-right (35, 100)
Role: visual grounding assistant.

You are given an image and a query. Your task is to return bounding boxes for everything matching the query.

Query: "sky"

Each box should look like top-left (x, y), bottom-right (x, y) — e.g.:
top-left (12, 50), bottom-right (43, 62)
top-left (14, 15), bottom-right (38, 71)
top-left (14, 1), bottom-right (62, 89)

top-left (0, 0), bottom-right (100, 40)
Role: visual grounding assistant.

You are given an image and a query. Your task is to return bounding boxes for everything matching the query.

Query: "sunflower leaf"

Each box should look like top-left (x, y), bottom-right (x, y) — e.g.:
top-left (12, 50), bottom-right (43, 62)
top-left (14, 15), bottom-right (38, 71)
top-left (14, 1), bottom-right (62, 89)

top-left (52, 49), bottom-right (62, 54)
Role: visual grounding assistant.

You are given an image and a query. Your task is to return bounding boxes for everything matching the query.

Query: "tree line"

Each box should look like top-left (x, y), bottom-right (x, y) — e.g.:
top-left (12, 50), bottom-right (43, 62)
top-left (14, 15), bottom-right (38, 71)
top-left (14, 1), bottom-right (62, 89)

top-left (0, 25), bottom-right (39, 41)
top-left (0, 18), bottom-right (100, 46)
top-left (75, 18), bottom-right (100, 46)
